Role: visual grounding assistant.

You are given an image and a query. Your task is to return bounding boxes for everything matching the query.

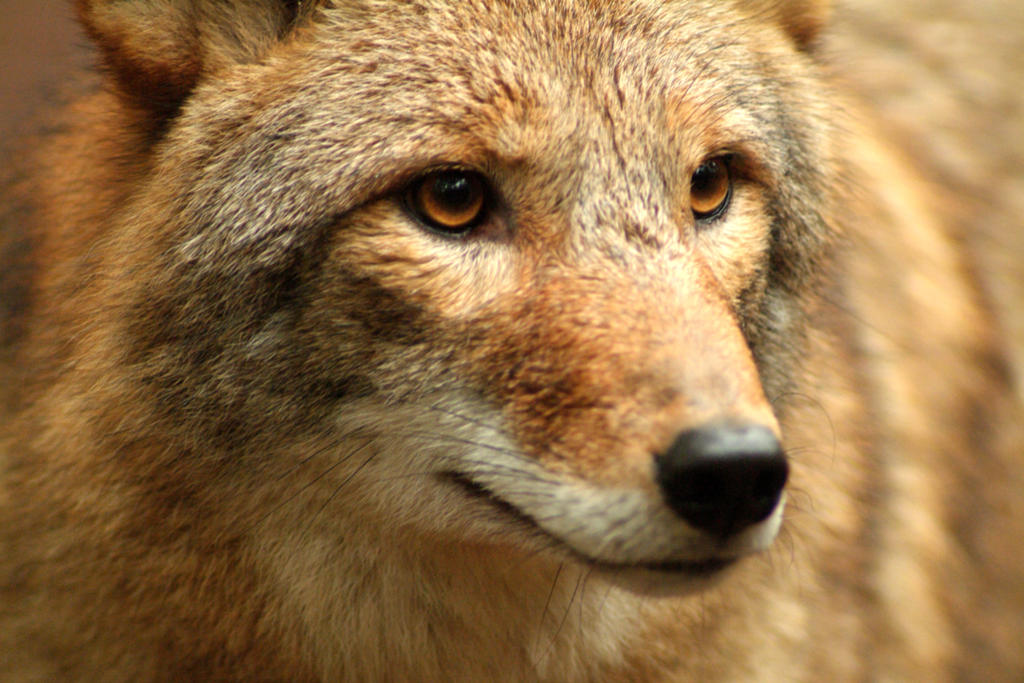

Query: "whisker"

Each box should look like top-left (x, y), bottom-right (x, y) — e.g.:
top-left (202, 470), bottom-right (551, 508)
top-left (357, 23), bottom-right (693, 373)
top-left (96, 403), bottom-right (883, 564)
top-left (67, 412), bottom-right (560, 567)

top-left (770, 390), bottom-right (838, 464)
top-left (254, 431), bottom-right (374, 527)
top-left (540, 567), bottom-right (585, 665)
top-left (309, 440), bottom-right (377, 525)
top-left (534, 562), bottom-right (565, 656)
top-left (421, 401), bottom-right (508, 436)
top-left (403, 430), bottom-right (522, 458)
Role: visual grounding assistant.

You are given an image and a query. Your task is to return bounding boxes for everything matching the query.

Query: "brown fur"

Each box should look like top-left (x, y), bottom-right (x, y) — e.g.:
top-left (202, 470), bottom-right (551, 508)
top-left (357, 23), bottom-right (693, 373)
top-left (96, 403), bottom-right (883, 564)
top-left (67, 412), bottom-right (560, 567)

top-left (2, 0), bottom-right (1022, 680)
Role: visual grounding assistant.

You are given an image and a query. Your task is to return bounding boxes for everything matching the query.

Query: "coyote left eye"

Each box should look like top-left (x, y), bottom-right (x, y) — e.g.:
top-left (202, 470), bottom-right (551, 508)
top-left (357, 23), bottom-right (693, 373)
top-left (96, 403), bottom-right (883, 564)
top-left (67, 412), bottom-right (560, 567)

top-left (690, 156), bottom-right (732, 221)
top-left (406, 169), bottom-right (488, 235)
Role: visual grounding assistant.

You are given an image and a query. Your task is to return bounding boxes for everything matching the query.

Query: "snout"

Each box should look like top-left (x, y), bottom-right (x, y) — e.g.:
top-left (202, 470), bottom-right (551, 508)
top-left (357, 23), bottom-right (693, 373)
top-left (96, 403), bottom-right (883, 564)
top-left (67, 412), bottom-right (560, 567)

top-left (655, 421), bottom-right (788, 539)
top-left (459, 256), bottom-right (791, 565)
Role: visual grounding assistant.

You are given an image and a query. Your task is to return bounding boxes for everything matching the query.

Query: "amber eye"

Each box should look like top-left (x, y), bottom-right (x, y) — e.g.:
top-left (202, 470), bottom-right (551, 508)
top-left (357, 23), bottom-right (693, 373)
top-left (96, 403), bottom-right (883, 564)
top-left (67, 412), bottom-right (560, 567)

top-left (690, 156), bottom-right (732, 221)
top-left (406, 169), bottom-right (487, 234)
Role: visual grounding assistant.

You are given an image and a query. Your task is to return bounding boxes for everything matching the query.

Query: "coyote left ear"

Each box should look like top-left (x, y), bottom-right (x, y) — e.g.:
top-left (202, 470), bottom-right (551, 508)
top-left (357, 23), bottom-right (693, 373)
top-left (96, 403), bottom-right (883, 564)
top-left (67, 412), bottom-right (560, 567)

top-left (75, 0), bottom-right (307, 121)
top-left (742, 0), bottom-right (830, 50)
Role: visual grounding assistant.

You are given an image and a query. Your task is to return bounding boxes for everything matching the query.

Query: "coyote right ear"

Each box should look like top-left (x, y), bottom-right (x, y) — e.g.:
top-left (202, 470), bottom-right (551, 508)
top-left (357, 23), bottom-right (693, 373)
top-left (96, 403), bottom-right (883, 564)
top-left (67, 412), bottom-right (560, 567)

top-left (76, 0), bottom-right (309, 121)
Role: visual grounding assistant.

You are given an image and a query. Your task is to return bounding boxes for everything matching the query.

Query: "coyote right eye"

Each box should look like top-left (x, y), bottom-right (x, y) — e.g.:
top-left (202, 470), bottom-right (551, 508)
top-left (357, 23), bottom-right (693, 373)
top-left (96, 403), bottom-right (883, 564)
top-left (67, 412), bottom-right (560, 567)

top-left (405, 169), bottom-right (488, 235)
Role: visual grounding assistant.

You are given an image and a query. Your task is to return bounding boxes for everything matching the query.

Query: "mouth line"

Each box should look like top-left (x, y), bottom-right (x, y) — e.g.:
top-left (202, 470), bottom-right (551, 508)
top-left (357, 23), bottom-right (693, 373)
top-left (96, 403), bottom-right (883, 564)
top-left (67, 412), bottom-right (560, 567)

top-left (440, 471), bottom-right (737, 578)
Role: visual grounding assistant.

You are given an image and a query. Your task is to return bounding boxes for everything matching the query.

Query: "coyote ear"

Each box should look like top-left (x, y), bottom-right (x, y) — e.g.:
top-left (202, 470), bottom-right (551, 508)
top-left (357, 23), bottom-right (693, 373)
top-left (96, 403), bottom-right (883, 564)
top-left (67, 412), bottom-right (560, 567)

top-left (76, 0), bottom-right (305, 120)
top-left (743, 0), bottom-right (830, 50)
top-left (779, 0), bottom-right (830, 49)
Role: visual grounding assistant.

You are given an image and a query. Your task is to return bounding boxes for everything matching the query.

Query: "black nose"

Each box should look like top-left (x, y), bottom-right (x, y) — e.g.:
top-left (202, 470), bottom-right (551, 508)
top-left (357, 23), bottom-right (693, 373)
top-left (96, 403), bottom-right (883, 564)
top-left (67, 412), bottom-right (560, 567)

top-left (655, 422), bottom-right (788, 538)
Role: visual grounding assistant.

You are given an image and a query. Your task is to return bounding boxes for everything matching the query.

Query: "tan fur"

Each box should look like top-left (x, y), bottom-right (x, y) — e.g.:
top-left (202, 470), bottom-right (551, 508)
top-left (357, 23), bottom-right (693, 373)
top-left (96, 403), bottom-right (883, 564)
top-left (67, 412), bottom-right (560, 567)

top-left (2, 0), bottom-right (1022, 680)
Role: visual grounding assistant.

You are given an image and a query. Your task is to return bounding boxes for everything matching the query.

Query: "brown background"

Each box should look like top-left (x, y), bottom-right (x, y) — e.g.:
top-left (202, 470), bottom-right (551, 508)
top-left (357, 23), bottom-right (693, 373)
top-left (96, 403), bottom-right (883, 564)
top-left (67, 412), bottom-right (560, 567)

top-left (0, 1), bottom-right (88, 136)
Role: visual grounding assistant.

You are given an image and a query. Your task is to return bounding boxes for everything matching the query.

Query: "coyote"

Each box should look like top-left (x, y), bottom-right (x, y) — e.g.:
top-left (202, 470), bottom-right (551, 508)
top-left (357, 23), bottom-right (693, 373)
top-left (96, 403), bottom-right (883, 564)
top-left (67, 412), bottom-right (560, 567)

top-left (2, 0), bottom-right (1022, 680)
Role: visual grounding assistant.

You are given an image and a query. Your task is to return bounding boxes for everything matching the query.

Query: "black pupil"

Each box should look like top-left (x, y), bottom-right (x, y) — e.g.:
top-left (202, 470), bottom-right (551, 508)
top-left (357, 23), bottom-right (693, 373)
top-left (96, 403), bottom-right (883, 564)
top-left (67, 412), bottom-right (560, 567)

top-left (432, 172), bottom-right (476, 211)
top-left (693, 160), bottom-right (721, 195)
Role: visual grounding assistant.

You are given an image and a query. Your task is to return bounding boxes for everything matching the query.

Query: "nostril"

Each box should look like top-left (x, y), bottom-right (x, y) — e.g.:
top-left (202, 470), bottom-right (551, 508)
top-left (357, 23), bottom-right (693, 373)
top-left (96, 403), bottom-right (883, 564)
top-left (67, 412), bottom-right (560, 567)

top-left (753, 462), bottom-right (789, 510)
top-left (655, 422), bottom-right (788, 538)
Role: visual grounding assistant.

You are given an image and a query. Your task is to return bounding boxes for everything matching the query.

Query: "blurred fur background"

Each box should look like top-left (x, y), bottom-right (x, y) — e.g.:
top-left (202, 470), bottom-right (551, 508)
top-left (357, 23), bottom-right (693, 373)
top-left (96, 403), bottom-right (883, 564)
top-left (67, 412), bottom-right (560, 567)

top-left (826, 0), bottom-right (1024, 393)
top-left (0, 1), bottom-right (86, 136)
